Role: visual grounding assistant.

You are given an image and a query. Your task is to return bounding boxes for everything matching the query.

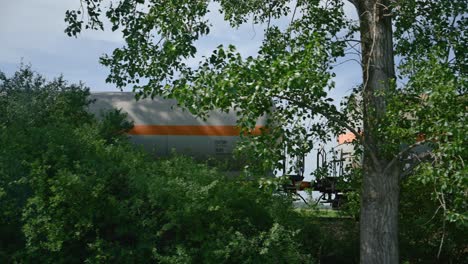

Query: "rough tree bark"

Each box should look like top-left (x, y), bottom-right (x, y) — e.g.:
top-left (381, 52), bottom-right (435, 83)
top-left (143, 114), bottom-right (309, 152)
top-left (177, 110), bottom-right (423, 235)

top-left (354, 0), bottom-right (399, 263)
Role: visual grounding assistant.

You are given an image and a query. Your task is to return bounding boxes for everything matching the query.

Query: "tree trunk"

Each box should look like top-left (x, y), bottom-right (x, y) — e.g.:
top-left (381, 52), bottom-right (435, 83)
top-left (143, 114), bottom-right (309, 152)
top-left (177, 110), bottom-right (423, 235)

top-left (355, 0), bottom-right (399, 263)
top-left (360, 165), bottom-right (400, 263)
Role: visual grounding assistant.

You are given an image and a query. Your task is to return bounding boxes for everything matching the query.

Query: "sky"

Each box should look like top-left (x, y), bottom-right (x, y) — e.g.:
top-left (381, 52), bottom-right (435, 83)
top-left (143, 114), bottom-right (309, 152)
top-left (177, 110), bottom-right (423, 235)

top-left (0, 0), bottom-right (272, 90)
top-left (0, 0), bottom-right (361, 93)
top-left (0, 0), bottom-right (362, 181)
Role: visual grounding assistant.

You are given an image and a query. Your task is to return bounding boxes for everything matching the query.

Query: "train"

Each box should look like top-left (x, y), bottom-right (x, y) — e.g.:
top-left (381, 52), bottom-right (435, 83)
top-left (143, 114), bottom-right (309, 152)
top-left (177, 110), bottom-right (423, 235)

top-left (88, 92), bottom-right (355, 207)
top-left (91, 92), bottom-right (422, 209)
top-left (88, 92), bottom-right (268, 171)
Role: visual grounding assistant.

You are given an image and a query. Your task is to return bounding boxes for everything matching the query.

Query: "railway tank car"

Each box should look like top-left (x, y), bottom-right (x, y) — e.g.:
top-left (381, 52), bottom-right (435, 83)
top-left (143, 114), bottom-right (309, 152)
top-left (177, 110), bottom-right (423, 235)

top-left (88, 92), bottom-right (268, 169)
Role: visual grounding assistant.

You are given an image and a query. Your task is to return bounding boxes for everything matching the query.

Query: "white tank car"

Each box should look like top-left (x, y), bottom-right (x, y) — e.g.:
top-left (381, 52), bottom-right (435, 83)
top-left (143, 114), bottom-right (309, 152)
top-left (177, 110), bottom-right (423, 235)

top-left (89, 92), bottom-right (267, 168)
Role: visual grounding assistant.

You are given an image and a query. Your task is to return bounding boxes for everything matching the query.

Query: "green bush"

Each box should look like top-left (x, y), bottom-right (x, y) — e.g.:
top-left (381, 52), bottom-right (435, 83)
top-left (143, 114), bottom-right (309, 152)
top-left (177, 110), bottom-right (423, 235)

top-left (399, 176), bottom-right (468, 264)
top-left (0, 66), bottom-right (315, 263)
top-left (0, 66), bottom-right (96, 260)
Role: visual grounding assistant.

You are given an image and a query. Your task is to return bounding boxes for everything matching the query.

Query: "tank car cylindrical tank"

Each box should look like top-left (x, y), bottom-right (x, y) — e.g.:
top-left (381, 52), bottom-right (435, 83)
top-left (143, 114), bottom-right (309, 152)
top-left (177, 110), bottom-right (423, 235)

top-left (89, 92), bottom-right (267, 167)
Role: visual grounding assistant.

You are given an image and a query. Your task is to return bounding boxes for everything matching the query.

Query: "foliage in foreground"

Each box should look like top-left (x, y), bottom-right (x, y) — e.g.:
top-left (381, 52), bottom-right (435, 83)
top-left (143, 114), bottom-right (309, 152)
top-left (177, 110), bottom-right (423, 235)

top-left (2, 66), bottom-right (465, 263)
top-left (0, 67), bottom-right (316, 263)
top-left (63, 1), bottom-right (467, 262)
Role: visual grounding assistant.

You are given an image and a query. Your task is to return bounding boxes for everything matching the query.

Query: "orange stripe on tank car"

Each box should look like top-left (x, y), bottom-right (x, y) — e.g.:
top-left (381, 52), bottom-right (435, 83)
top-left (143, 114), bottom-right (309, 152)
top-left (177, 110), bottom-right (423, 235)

top-left (128, 125), bottom-right (265, 136)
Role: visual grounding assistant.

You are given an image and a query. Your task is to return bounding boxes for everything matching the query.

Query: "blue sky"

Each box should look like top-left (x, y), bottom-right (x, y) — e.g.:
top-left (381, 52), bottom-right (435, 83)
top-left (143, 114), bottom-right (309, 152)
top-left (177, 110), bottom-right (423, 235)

top-left (0, 0), bottom-right (361, 95)
top-left (1, 0), bottom-right (126, 90)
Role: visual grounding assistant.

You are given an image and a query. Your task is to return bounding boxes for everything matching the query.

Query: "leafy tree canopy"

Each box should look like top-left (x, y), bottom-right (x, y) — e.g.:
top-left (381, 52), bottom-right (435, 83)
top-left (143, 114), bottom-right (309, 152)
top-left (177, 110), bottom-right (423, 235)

top-left (64, 0), bottom-right (466, 160)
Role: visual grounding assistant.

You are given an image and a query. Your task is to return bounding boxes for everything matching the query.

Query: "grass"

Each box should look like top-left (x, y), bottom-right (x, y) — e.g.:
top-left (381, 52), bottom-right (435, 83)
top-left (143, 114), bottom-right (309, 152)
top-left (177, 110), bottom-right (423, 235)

top-left (295, 208), bottom-right (347, 218)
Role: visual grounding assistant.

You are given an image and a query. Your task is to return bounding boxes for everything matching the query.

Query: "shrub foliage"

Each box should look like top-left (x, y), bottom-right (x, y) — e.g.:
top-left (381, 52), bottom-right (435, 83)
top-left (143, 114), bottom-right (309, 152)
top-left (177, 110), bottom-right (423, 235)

top-left (0, 66), bottom-right (314, 263)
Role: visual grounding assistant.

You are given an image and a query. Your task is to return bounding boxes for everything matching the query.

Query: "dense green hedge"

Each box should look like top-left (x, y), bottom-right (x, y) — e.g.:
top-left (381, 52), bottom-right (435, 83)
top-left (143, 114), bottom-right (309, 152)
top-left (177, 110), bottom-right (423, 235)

top-left (0, 67), bottom-right (319, 263)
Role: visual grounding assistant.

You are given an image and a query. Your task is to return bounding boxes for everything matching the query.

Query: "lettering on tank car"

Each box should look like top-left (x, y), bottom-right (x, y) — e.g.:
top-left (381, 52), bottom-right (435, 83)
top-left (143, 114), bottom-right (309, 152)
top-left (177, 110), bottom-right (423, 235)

top-left (214, 140), bottom-right (228, 154)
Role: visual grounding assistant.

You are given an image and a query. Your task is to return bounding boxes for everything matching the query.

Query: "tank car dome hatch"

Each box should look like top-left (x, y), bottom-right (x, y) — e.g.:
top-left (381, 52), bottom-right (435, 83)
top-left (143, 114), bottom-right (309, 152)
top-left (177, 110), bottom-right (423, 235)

top-left (88, 92), bottom-right (268, 171)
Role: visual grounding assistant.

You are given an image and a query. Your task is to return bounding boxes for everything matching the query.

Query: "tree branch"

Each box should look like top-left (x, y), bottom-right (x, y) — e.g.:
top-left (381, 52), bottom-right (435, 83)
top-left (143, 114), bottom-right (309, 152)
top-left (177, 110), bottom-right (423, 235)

top-left (290, 0), bottom-right (299, 26)
top-left (331, 58), bottom-right (363, 68)
top-left (385, 139), bottom-right (428, 173)
top-left (400, 157), bottom-right (422, 180)
top-left (400, 151), bottom-right (433, 180)
top-left (347, 0), bottom-right (358, 8)
top-left (434, 183), bottom-right (447, 259)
